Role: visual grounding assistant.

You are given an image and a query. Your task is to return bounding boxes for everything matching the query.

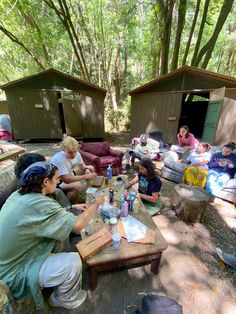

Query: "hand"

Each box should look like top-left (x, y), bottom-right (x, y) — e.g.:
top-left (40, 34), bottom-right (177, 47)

top-left (144, 150), bottom-right (150, 154)
top-left (85, 168), bottom-right (91, 175)
top-left (136, 193), bottom-right (141, 199)
top-left (124, 183), bottom-right (130, 189)
top-left (228, 161), bottom-right (234, 169)
top-left (86, 172), bottom-right (97, 180)
top-left (73, 203), bottom-right (87, 211)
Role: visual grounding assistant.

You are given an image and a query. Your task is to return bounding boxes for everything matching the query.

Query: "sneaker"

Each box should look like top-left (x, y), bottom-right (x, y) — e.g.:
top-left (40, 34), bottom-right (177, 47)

top-left (49, 290), bottom-right (87, 309)
top-left (216, 248), bottom-right (236, 269)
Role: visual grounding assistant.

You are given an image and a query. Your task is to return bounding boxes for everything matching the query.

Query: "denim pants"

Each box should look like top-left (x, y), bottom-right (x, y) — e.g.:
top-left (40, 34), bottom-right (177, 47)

top-left (206, 170), bottom-right (230, 195)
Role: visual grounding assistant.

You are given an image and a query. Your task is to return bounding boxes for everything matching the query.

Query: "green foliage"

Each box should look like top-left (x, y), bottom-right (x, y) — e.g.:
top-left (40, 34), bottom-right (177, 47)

top-left (0, 0), bottom-right (235, 131)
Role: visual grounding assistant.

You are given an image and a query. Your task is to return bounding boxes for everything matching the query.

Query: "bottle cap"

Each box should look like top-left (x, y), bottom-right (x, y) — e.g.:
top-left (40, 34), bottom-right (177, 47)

top-left (109, 217), bottom-right (117, 225)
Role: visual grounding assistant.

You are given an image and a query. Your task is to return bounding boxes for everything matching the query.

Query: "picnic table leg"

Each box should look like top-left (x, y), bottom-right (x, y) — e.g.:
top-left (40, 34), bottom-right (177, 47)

top-left (88, 267), bottom-right (98, 291)
top-left (150, 252), bottom-right (162, 274)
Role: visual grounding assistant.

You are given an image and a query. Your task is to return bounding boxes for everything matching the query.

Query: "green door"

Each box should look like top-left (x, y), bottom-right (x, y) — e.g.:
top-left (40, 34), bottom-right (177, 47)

top-left (202, 87), bottom-right (225, 144)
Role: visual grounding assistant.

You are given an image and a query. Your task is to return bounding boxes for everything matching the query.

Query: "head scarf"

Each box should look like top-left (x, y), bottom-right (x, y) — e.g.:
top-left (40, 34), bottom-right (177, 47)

top-left (19, 161), bottom-right (55, 185)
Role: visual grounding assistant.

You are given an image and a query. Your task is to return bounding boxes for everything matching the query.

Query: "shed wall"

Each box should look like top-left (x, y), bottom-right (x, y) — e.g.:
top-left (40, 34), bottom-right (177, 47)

top-left (130, 92), bottom-right (182, 143)
top-left (215, 96), bottom-right (236, 145)
top-left (62, 91), bottom-right (104, 138)
top-left (6, 90), bottom-right (62, 139)
top-left (0, 101), bottom-right (9, 114)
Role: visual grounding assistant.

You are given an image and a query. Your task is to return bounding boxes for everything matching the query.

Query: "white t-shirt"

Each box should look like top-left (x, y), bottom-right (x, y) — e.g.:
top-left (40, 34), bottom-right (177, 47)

top-left (51, 151), bottom-right (84, 176)
top-left (187, 150), bottom-right (211, 170)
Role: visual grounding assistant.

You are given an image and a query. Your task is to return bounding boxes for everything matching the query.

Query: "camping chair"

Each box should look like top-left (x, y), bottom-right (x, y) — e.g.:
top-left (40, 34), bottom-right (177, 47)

top-left (148, 130), bottom-right (169, 151)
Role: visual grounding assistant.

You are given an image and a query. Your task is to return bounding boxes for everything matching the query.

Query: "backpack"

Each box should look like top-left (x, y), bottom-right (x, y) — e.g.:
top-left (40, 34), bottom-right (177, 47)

top-left (135, 294), bottom-right (183, 314)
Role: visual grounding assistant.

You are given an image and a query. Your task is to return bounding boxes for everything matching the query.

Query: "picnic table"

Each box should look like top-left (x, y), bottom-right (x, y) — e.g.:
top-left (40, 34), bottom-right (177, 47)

top-left (78, 177), bottom-right (168, 291)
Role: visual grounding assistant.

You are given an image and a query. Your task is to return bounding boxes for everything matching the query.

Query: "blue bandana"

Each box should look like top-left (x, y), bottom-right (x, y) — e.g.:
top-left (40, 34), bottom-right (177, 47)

top-left (19, 162), bottom-right (54, 185)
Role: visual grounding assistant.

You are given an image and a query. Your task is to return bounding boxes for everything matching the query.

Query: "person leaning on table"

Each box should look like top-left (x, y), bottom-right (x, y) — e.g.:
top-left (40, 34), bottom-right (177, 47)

top-left (51, 136), bottom-right (97, 204)
top-left (125, 158), bottom-right (162, 216)
top-left (0, 153), bottom-right (71, 210)
top-left (0, 161), bottom-right (104, 310)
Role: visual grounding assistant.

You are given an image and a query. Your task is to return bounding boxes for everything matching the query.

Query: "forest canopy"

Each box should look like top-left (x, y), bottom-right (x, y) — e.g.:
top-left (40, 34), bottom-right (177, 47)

top-left (0, 0), bottom-right (235, 130)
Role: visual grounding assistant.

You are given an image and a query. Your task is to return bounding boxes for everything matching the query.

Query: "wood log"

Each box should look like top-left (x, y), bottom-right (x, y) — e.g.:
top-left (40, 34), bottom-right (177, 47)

top-left (173, 184), bottom-right (209, 223)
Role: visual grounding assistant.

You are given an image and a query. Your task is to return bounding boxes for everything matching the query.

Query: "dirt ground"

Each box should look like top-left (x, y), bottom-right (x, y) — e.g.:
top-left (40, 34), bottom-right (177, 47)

top-left (1, 132), bottom-right (236, 313)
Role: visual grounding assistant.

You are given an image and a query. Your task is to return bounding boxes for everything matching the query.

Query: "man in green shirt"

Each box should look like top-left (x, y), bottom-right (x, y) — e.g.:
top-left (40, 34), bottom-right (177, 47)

top-left (0, 162), bottom-right (102, 310)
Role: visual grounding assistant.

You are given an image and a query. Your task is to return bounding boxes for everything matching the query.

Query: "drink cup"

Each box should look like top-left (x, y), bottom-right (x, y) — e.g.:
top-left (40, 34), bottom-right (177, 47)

top-left (112, 232), bottom-right (121, 249)
top-left (109, 217), bottom-right (117, 233)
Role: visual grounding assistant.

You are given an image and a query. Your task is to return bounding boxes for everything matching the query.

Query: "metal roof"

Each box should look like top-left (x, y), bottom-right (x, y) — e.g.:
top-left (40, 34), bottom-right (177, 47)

top-left (128, 66), bottom-right (236, 95)
top-left (1, 68), bottom-right (107, 94)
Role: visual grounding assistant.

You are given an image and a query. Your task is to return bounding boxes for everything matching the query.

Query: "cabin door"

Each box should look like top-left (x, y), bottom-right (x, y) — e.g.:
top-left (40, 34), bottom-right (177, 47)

top-left (202, 87), bottom-right (225, 144)
top-left (61, 92), bottom-right (83, 137)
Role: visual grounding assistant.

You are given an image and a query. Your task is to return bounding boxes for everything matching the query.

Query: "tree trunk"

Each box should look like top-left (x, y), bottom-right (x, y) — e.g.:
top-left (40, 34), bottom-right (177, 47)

top-left (173, 184), bottom-right (209, 223)
top-left (196, 0), bottom-right (234, 68)
top-left (182, 0), bottom-right (200, 65)
top-left (0, 24), bottom-right (45, 70)
top-left (114, 46), bottom-right (121, 108)
top-left (171, 0), bottom-right (187, 71)
top-left (191, 0), bottom-right (210, 66)
top-left (157, 0), bottom-right (175, 75)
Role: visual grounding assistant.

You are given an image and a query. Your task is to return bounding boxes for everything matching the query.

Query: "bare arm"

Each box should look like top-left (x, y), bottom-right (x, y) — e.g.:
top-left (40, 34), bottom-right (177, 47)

top-left (61, 172), bottom-right (96, 184)
top-left (127, 174), bottom-right (139, 187)
top-left (138, 191), bottom-right (159, 203)
top-left (192, 160), bottom-right (209, 167)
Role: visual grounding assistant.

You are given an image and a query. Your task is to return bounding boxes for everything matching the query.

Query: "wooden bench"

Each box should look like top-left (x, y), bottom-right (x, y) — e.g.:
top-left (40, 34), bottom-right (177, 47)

top-left (0, 147), bottom-right (26, 162)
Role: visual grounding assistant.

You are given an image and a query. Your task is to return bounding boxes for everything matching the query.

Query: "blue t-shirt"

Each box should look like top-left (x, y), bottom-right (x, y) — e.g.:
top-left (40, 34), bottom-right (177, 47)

top-left (138, 173), bottom-right (162, 202)
top-left (208, 152), bottom-right (236, 178)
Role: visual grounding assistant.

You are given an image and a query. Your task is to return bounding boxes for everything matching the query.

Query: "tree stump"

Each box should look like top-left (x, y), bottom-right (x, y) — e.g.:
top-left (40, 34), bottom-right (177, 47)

top-left (173, 184), bottom-right (209, 223)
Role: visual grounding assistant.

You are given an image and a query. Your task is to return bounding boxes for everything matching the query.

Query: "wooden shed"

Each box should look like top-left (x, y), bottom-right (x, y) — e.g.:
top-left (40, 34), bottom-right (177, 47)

top-left (1, 68), bottom-right (106, 140)
top-left (129, 66), bottom-right (236, 145)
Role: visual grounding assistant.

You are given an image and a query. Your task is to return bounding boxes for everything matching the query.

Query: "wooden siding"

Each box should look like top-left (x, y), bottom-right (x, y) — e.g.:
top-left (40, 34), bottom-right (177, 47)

top-left (62, 91), bottom-right (104, 138)
top-left (6, 90), bottom-right (62, 139)
top-left (215, 96), bottom-right (236, 145)
top-left (0, 101), bottom-right (9, 114)
top-left (130, 92), bottom-right (182, 143)
top-left (225, 88), bottom-right (236, 101)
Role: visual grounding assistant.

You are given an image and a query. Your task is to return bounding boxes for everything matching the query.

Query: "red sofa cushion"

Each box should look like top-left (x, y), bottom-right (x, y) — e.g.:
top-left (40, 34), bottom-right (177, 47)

top-left (99, 155), bottom-right (121, 168)
top-left (81, 142), bottom-right (110, 157)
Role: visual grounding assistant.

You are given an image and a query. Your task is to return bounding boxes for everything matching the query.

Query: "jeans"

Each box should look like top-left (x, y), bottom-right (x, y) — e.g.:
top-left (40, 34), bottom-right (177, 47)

top-left (206, 170), bottom-right (231, 195)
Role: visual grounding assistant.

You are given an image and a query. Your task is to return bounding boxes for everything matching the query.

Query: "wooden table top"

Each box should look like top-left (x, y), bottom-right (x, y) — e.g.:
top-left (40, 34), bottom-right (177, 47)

top-left (82, 179), bottom-right (168, 267)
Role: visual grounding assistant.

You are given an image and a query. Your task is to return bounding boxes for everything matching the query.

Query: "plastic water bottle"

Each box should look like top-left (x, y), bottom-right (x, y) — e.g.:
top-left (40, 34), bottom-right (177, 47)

top-left (129, 192), bottom-right (136, 211)
top-left (120, 195), bottom-right (125, 210)
top-left (122, 201), bottom-right (129, 217)
top-left (107, 165), bottom-right (112, 182)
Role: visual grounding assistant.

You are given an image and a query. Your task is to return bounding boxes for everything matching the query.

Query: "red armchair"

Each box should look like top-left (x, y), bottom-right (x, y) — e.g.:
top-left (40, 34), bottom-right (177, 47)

top-left (80, 142), bottom-right (124, 176)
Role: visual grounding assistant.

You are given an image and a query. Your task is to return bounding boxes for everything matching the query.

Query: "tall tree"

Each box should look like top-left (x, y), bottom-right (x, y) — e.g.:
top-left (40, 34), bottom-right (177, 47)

top-left (191, 0), bottom-right (210, 66)
top-left (182, 0), bottom-right (200, 65)
top-left (171, 0), bottom-right (187, 70)
top-left (156, 0), bottom-right (175, 74)
top-left (195, 0), bottom-right (234, 68)
top-left (43, 0), bottom-right (90, 81)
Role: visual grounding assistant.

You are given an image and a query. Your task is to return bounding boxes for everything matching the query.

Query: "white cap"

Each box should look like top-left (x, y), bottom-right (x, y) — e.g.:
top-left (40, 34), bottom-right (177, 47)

top-left (110, 217), bottom-right (117, 225)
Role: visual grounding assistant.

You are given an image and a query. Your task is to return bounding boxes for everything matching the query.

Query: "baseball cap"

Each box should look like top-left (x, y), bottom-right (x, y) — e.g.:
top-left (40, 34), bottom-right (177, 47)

top-left (140, 134), bottom-right (147, 144)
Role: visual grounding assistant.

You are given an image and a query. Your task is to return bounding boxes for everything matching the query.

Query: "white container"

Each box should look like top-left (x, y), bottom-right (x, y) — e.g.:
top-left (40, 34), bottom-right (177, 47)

top-left (109, 217), bottom-right (117, 234)
top-left (112, 232), bottom-right (121, 249)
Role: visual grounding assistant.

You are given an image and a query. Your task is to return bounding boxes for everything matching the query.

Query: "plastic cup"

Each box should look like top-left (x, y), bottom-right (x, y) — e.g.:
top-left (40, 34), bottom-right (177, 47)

top-left (112, 232), bottom-right (121, 249)
top-left (109, 217), bottom-right (117, 233)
